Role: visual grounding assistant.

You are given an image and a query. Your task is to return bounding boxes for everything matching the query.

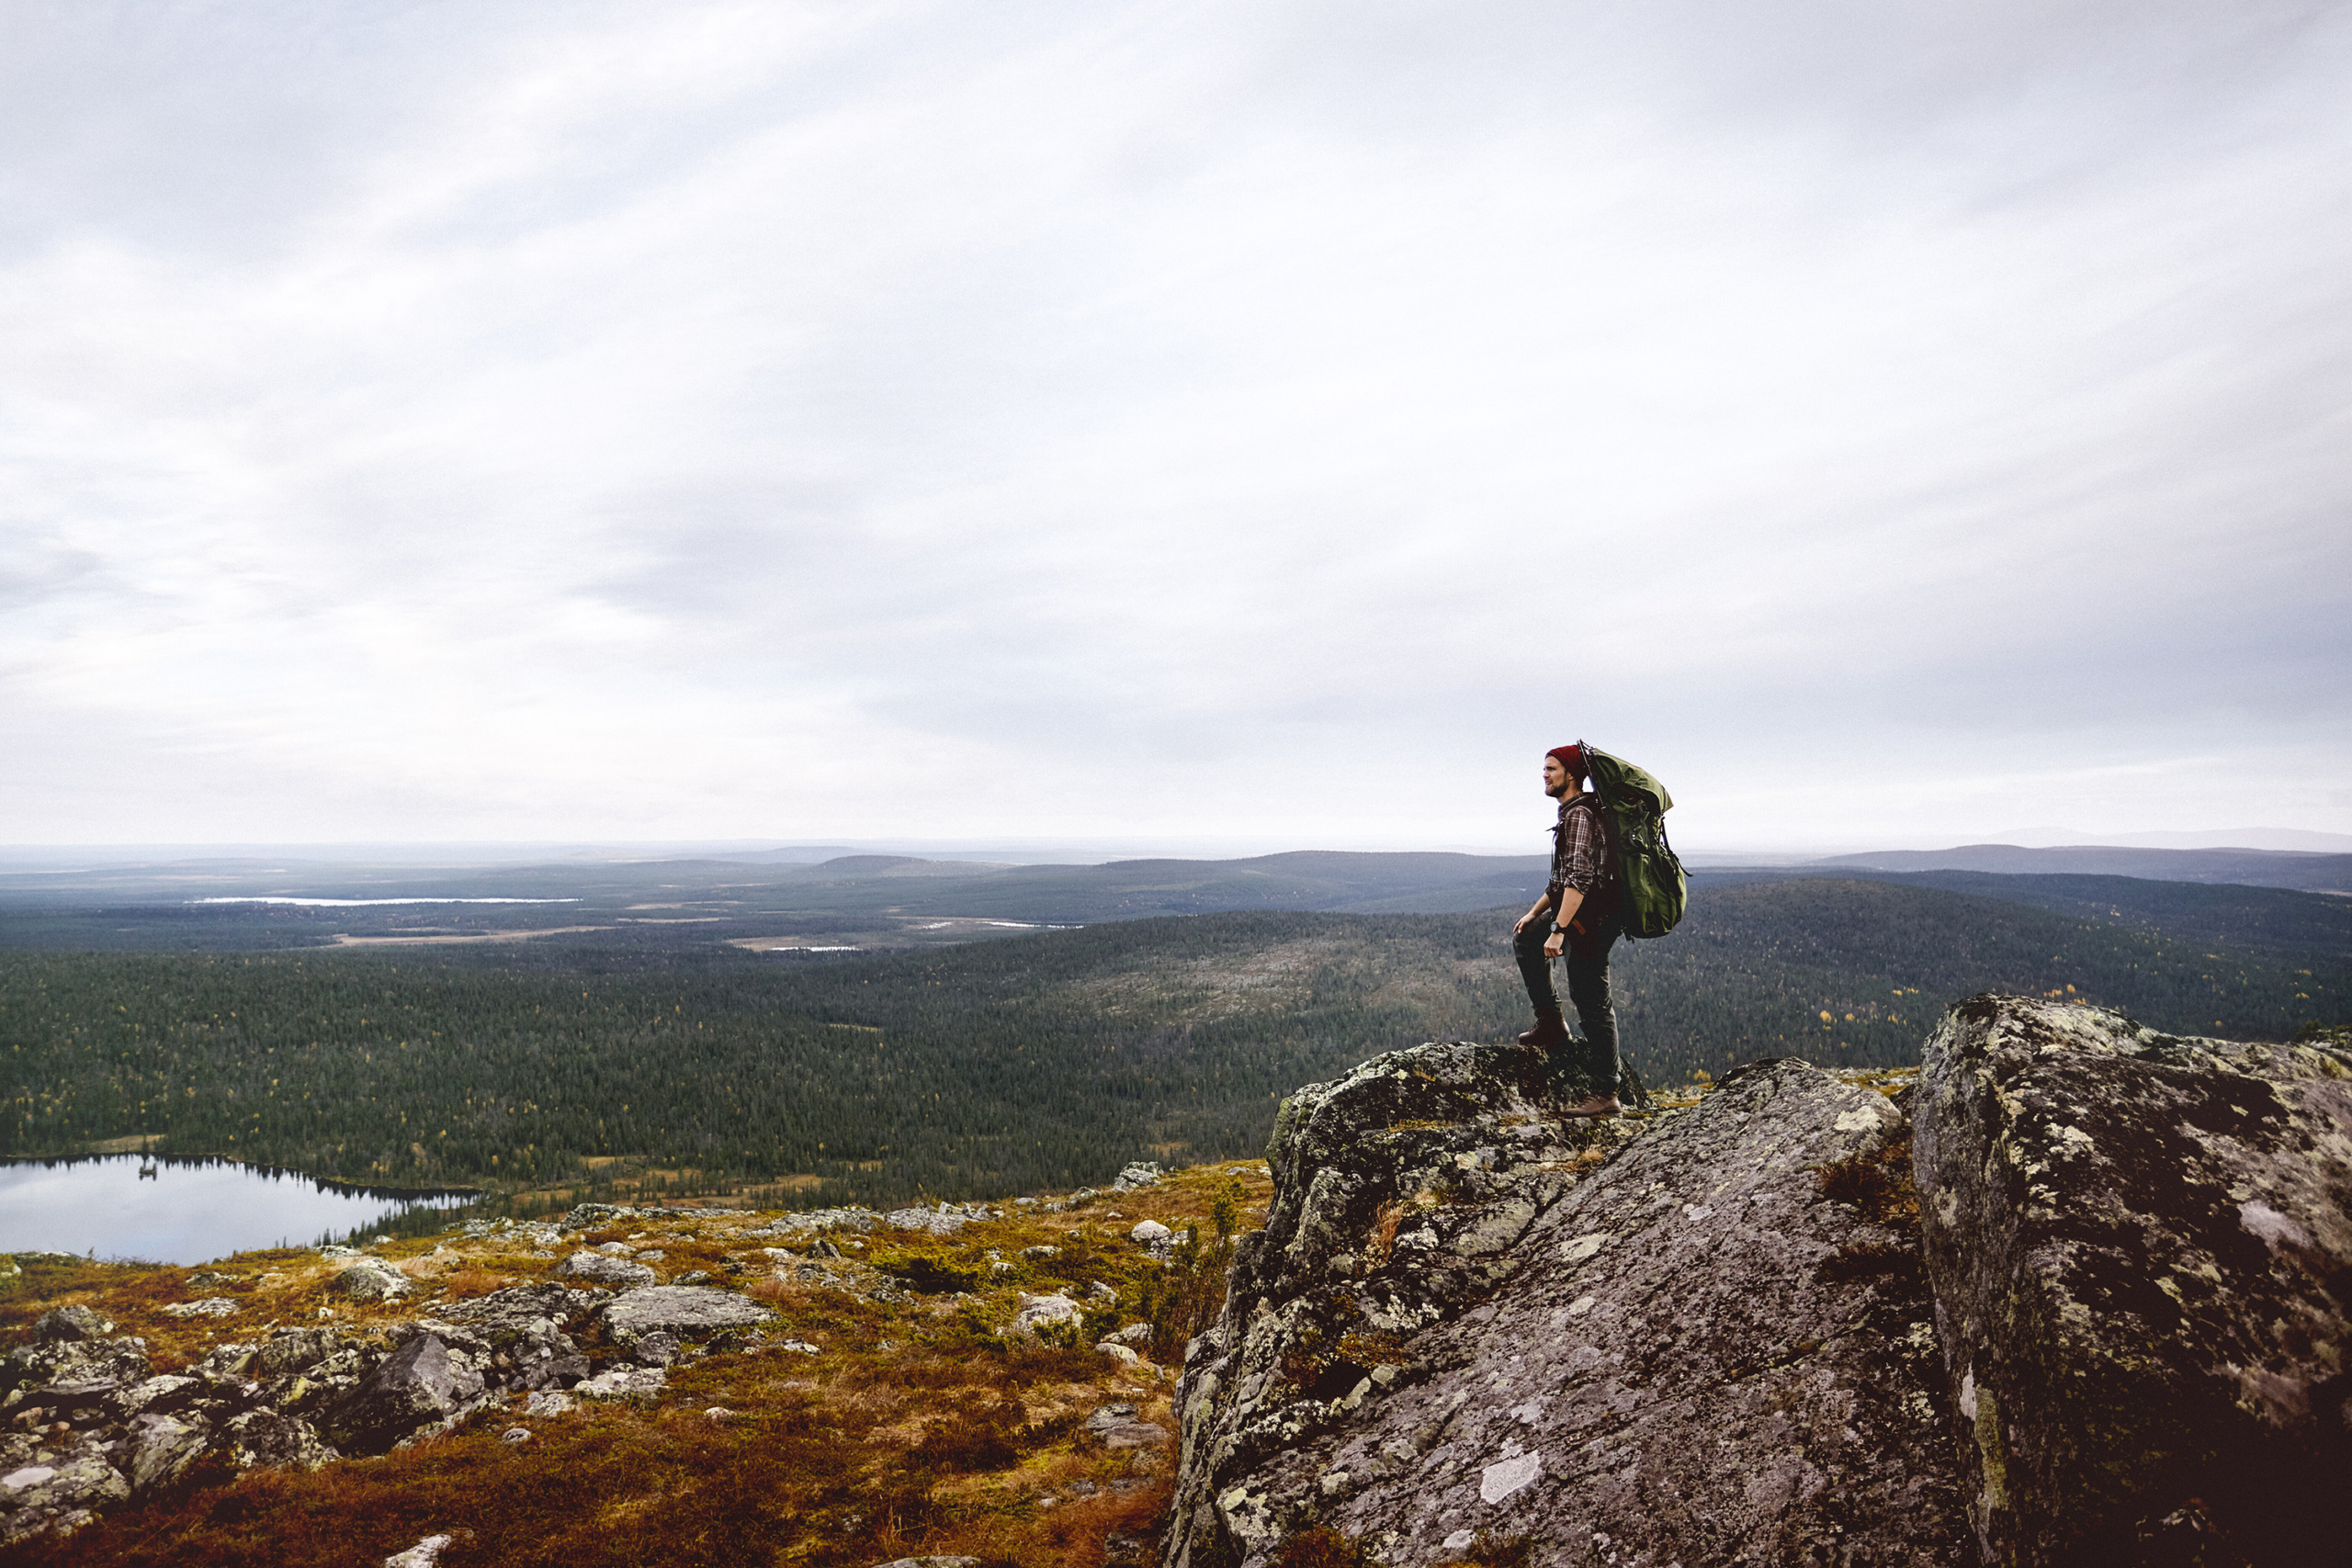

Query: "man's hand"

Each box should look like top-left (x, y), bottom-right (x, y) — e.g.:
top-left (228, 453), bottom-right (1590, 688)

top-left (1543, 928), bottom-right (1566, 957)
top-left (1513, 897), bottom-right (1552, 934)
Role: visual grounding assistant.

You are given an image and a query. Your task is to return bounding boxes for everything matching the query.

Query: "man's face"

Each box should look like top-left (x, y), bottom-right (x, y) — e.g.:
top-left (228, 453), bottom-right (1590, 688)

top-left (1542, 756), bottom-right (1567, 796)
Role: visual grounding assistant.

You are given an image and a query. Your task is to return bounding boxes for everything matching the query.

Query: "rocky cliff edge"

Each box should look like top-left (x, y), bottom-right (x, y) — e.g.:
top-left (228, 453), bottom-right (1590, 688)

top-left (1163, 998), bottom-right (2352, 1568)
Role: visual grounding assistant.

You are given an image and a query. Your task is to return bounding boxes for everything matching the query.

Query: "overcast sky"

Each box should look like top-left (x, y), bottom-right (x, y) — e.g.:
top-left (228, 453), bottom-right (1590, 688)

top-left (4, 1), bottom-right (2347, 855)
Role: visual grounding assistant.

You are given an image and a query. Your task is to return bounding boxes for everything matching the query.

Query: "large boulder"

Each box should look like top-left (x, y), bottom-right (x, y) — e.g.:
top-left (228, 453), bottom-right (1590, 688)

top-left (0, 1441), bottom-right (130, 1545)
top-left (598, 1284), bottom-right (769, 1338)
top-left (327, 1258), bottom-right (412, 1302)
top-left (554, 1252), bottom-right (657, 1288)
top-left (324, 1334), bottom-right (483, 1456)
top-left (124, 1413), bottom-right (209, 1493)
top-left (437, 1283), bottom-right (596, 1388)
top-left (1162, 1043), bottom-right (1966, 1568)
top-left (1912, 996), bottom-right (2352, 1566)
top-left (2, 1335), bottom-right (152, 1398)
top-left (597, 1285), bottom-right (769, 1361)
top-left (1012, 1293), bottom-right (1081, 1335)
top-left (31, 1305), bottom-right (113, 1343)
top-left (219, 1408), bottom-right (335, 1472)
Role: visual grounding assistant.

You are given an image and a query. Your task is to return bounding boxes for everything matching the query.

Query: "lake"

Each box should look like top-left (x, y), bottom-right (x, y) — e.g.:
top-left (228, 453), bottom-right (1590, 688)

top-left (0, 1155), bottom-right (474, 1266)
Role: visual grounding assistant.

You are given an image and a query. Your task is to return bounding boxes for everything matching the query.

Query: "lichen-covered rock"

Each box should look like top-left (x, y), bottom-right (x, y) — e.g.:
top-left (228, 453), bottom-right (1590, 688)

top-left (435, 1282), bottom-right (596, 1389)
top-left (328, 1258), bottom-right (412, 1301)
top-left (324, 1333), bottom-right (482, 1456)
top-left (554, 1251), bottom-right (656, 1288)
top-left (1912, 995), bottom-right (2352, 1567)
top-left (220, 1407), bottom-right (336, 1471)
top-left (597, 1285), bottom-right (771, 1347)
top-left (1012, 1293), bottom-right (1080, 1335)
top-left (0, 1440), bottom-right (130, 1544)
top-left (124, 1412), bottom-right (209, 1492)
top-left (31, 1305), bottom-right (113, 1342)
top-left (1162, 1043), bottom-right (1967, 1568)
top-left (2, 1334), bottom-right (152, 1397)
top-left (573, 1364), bottom-right (665, 1404)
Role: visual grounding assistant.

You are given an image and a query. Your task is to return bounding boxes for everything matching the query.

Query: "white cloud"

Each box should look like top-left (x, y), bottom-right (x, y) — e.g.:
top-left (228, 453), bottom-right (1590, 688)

top-left (1, 1), bottom-right (2346, 851)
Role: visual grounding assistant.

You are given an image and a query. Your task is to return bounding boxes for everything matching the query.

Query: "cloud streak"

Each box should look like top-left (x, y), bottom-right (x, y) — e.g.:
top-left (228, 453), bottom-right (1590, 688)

top-left (3, 1), bottom-right (2347, 852)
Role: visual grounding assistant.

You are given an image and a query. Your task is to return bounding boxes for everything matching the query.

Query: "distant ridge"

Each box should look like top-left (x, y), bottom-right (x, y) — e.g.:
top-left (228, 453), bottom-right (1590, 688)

top-left (1811, 843), bottom-right (2352, 893)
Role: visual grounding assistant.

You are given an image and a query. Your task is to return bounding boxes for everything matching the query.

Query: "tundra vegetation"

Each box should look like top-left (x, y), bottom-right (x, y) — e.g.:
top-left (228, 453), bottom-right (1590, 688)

top-left (1, 879), bottom-right (2341, 1210)
top-left (0, 1162), bottom-right (1270, 1566)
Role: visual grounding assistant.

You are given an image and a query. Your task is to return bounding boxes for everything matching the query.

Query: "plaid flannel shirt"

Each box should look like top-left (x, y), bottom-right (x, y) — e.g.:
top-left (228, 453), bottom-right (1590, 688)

top-left (1545, 794), bottom-right (1609, 905)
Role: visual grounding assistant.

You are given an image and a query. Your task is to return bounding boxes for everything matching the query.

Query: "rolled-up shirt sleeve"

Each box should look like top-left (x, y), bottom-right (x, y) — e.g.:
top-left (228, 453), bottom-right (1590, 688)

top-left (1544, 799), bottom-right (1609, 903)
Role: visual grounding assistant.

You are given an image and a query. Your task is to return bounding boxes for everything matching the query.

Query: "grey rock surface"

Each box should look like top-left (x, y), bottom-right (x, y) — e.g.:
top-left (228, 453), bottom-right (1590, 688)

top-left (598, 1284), bottom-right (771, 1344)
top-left (1163, 1042), bottom-right (1967, 1568)
top-left (1913, 996), bottom-right (2352, 1567)
top-left (32, 1305), bottom-right (113, 1342)
top-left (326, 1333), bottom-right (482, 1456)
top-left (574, 1365), bottom-right (666, 1403)
top-left (2, 1332), bottom-right (151, 1396)
top-left (1012, 1292), bottom-right (1080, 1334)
top-left (0, 1441), bottom-right (130, 1545)
top-left (385, 1533), bottom-right (456, 1568)
top-left (328, 1258), bottom-right (412, 1301)
top-left (0, 1268), bottom-right (668, 1542)
top-left (220, 1407), bottom-right (336, 1471)
top-left (554, 1251), bottom-right (657, 1288)
top-left (125, 1412), bottom-right (209, 1492)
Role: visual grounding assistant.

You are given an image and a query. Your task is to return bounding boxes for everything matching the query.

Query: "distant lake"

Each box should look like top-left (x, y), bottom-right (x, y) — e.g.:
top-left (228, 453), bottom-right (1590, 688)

top-left (0, 1155), bottom-right (474, 1266)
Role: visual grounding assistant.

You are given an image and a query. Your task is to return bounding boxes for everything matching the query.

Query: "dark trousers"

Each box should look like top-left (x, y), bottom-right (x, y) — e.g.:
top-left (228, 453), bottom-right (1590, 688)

top-left (1514, 908), bottom-right (1622, 1095)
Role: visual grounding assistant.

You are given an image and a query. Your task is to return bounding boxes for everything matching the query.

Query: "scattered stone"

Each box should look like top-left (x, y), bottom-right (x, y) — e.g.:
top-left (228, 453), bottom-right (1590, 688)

top-left (1113, 1162), bottom-right (1164, 1190)
top-left (524, 1390), bottom-right (573, 1417)
top-left (501, 1427), bottom-right (531, 1445)
top-left (1095, 1342), bottom-right (1143, 1366)
top-left (1913, 996), bottom-right (2352, 1567)
top-left (1108, 1322), bottom-right (1151, 1346)
top-left (160, 1298), bottom-right (240, 1318)
top-left (1020, 1245), bottom-right (1060, 1260)
top-left (32, 1306), bottom-right (113, 1342)
top-left (1129, 1220), bottom-right (1174, 1259)
top-left (328, 1258), bottom-right (412, 1302)
top-left (866, 1557), bottom-right (982, 1568)
top-left (573, 1366), bottom-right (665, 1404)
top-left (1082, 1401), bottom-right (1169, 1449)
top-left (1012, 1293), bottom-right (1080, 1334)
top-left (384, 1533), bottom-right (453, 1568)
top-left (553, 1252), bottom-right (656, 1288)
top-left (705, 1406), bottom-right (735, 1419)
top-left (677, 1270), bottom-right (712, 1285)
top-left (779, 1340), bottom-right (821, 1355)
top-left (594, 1241), bottom-right (635, 1257)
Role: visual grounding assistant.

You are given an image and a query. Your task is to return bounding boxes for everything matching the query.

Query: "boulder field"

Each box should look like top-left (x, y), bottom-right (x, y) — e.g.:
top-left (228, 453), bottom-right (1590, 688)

top-left (0, 1279), bottom-right (767, 1544)
top-left (1161, 997), bottom-right (2351, 1568)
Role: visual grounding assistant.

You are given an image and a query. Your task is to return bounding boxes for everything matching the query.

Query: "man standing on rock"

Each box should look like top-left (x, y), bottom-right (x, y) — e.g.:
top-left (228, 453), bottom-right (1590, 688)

top-left (1511, 743), bottom-right (1622, 1116)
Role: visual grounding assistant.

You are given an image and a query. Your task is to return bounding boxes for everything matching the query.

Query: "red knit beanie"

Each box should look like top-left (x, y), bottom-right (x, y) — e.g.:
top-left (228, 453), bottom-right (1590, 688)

top-left (1546, 743), bottom-right (1584, 775)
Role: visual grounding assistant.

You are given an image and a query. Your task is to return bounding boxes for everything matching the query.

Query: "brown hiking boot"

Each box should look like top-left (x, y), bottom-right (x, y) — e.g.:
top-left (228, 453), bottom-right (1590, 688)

top-left (1517, 1009), bottom-right (1568, 1049)
top-left (1559, 1096), bottom-right (1623, 1119)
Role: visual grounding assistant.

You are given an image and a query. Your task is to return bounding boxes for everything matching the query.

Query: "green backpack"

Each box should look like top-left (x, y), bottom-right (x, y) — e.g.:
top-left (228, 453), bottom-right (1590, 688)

top-left (1581, 742), bottom-right (1689, 939)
